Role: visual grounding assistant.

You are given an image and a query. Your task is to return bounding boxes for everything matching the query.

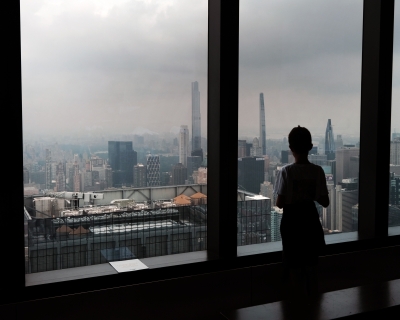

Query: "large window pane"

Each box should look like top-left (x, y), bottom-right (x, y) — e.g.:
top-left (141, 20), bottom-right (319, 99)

top-left (22, 0), bottom-right (208, 274)
top-left (390, 2), bottom-right (400, 228)
top-left (238, 0), bottom-right (363, 246)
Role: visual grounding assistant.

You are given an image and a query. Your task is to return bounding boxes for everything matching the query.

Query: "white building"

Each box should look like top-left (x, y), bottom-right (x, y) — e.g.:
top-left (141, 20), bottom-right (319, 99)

top-left (179, 125), bottom-right (189, 167)
top-left (271, 206), bottom-right (283, 242)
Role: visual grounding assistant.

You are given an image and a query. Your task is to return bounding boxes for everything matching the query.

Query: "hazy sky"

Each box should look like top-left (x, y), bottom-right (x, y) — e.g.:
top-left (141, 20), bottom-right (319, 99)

top-left (21, 0), bottom-right (399, 141)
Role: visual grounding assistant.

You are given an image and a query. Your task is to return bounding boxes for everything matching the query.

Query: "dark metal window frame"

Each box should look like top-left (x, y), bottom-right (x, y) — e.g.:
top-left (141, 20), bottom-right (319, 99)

top-left (3, 0), bottom-right (398, 305)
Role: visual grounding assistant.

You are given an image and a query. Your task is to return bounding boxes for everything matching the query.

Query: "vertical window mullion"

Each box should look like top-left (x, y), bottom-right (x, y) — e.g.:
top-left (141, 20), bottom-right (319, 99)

top-left (359, 0), bottom-right (394, 238)
top-left (207, 0), bottom-right (240, 258)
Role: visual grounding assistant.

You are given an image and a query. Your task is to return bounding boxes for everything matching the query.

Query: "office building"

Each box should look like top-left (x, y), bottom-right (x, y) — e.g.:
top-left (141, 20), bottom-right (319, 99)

top-left (335, 184), bottom-right (359, 232)
top-left (191, 81), bottom-right (203, 160)
top-left (187, 156), bottom-right (202, 181)
top-left (390, 138), bottom-right (400, 165)
top-left (238, 157), bottom-right (265, 194)
top-left (238, 140), bottom-right (247, 158)
top-left (45, 149), bottom-right (52, 190)
top-left (309, 146), bottom-right (318, 155)
top-left (250, 137), bottom-right (262, 157)
top-left (325, 119), bottom-right (335, 160)
top-left (336, 134), bottom-right (344, 150)
top-left (172, 163), bottom-right (187, 185)
top-left (133, 164), bottom-right (147, 188)
top-left (108, 141), bottom-right (137, 187)
top-left (327, 160), bottom-right (337, 185)
top-left (146, 155), bottom-right (160, 187)
top-left (179, 125), bottom-right (189, 167)
top-left (270, 206), bottom-right (283, 242)
top-left (55, 162), bottom-right (66, 192)
top-left (309, 154), bottom-right (328, 166)
top-left (259, 93), bottom-right (267, 155)
top-left (336, 147), bottom-right (360, 183)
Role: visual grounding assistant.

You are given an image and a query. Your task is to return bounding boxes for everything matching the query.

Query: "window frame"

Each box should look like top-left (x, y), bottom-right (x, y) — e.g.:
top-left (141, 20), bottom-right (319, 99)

top-left (3, 0), bottom-right (399, 305)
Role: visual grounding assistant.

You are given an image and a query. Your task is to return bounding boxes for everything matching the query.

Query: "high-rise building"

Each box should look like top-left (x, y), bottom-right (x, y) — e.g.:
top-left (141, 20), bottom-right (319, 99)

top-left (325, 119), bottom-right (335, 160)
top-left (108, 141), bottom-right (137, 187)
top-left (172, 163), bottom-right (187, 185)
top-left (133, 164), bottom-right (147, 188)
top-left (191, 81), bottom-right (202, 160)
top-left (309, 154), bottom-right (328, 166)
top-left (238, 157), bottom-right (265, 194)
top-left (55, 162), bottom-right (66, 192)
top-left (271, 207), bottom-right (283, 242)
top-left (238, 140), bottom-right (247, 158)
top-left (146, 155), bottom-right (160, 187)
top-left (259, 93), bottom-right (267, 156)
top-left (390, 138), bottom-right (400, 165)
top-left (393, 132), bottom-right (400, 141)
top-left (335, 134), bottom-right (344, 150)
top-left (45, 149), bottom-right (52, 190)
top-left (23, 166), bottom-right (29, 184)
top-left (179, 125), bottom-right (189, 167)
top-left (250, 137), bottom-right (262, 157)
top-left (187, 156), bottom-right (202, 182)
top-left (336, 147), bottom-right (359, 184)
top-left (335, 184), bottom-right (359, 232)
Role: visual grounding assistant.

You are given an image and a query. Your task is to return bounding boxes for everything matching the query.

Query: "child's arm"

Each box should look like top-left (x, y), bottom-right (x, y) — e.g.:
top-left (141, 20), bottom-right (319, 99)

top-left (316, 194), bottom-right (329, 208)
top-left (276, 194), bottom-right (285, 209)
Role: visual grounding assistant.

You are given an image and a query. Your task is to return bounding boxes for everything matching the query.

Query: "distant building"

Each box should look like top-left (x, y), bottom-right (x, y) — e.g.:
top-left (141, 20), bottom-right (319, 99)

top-left (309, 154), bottom-right (327, 166)
top-left (259, 93), bottom-right (267, 155)
top-left (335, 134), bottom-right (344, 150)
top-left (390, 138), bottom-right (400, 165)
top-left (271, 207), bottom-right (283, 242)
top-left (325, 119), bottom-right (335, 160)
top-left (171, 163), bottom-right (187, 185)
top-left (260, 181), bottom-right (274, 201)
top-left (179, 125), bottom-right (189, 167)
top-left (146, 155), bottom-right (160, 187)
top-left (238, 157), bottom-right (265, 194)
top-left (191, 82), bottom-right (202, 155)
top-left (336, 147), bottom-right (359, 183)
top-left (133, 164), bottom-right (147, 188)
top-left (187, 156), bottom-right (202, 182)
top-left (335, 184), bottom-right (359, 232)
top-left (238, 140), bottom-right (247, 158)
top-left (108, 141), bottom-right (137, 187)
top-left (23, 167), bottom-right (30, 184)
top-left (250, 137), bottom-right (262, 157)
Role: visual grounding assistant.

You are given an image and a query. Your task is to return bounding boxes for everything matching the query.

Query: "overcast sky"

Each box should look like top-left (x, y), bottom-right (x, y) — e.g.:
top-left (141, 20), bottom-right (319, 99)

top-left (21, 0), bottom-right (399, 142)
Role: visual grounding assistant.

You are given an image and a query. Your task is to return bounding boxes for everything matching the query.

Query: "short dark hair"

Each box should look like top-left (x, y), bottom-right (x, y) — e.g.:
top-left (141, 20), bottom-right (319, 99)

top-left (288, 126), bottom-right (312, 154)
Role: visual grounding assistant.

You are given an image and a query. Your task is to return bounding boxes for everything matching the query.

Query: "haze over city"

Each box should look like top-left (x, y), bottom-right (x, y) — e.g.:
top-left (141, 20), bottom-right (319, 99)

top-left (20, 0), bottom-right (399, 142)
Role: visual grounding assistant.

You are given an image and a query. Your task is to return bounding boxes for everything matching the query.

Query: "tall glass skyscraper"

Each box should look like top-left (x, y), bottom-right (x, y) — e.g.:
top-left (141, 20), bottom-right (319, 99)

top-left (259, 93), bottom-right (266, 156)
top-left (191, 81), bottom-right (203, 159)
top-left (108, 141), bottom-right (137, 187)
top-left (325, 119), bottom-right (336, 160)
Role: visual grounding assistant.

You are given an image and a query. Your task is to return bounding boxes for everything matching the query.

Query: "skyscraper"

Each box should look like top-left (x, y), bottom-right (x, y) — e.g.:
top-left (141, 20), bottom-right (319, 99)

top-left (108, 141), bottom-right (137, 187)
top-left (133, 164), bottom-right (147, 188)
top-left (171, 163), bottom-right (188, 185)
top-left (179, 125), bottom-right (189, 167)
top-left (45, 149), bottom-right (52, 190)
top-left (325, 119), bottom-right (335, 160)
top-left (390, 138), bottom-right (400, 165)
top-left (191, 81), bottom-right (203, 159)
top-left (336, 147), bottom-right (359, 184)
top-left (146, 155), bottom-right (160, 187)
top-left (259, 93), bottom-right (267, 156)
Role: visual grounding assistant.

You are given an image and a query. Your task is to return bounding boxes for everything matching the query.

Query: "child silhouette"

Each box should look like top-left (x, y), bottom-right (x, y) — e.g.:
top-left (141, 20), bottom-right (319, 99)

top-left (275, 126), bottom-right (329, 301)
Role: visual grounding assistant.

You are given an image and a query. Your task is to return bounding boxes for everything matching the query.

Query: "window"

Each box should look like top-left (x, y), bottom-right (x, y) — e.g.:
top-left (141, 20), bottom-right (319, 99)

top-left (238, 0), bottom-right (363, 247)
top-left (21, 0), bottom-right (208, 274)
top-left (5, 0), bottom-right (396, 300)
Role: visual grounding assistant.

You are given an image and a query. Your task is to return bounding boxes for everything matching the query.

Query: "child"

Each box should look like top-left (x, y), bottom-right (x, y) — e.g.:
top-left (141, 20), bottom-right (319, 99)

top-left (274, 126), bottom-right (329, 301)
